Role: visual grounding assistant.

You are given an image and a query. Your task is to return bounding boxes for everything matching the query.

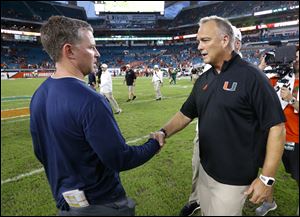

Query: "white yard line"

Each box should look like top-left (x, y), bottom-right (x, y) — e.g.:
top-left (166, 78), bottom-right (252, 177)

top-left (0, 135), bottom-right (150, 185)
top-left (1, 94), bottom-right (188, 121)
top-left (1, 120), bottom-right (197, 185)
top-left (1, 99), bottom-right (31, 103)
top-left (1, 107), bottom-right (28, 111)
top-left (1, 168), bottom-right (45, 185)
top-left (1, 95), bottom-right (32, 99)
top-left (118, 94), bottom-right (188, 104)
top-left (1, 115), bottom-right (30, 121)
top-left (2, 117), bottom-right (30, 123)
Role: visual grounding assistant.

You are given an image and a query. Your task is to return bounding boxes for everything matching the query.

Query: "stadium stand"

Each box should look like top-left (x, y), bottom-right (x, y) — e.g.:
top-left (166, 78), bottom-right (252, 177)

top-left (1, 1), bottom-right (299, 77)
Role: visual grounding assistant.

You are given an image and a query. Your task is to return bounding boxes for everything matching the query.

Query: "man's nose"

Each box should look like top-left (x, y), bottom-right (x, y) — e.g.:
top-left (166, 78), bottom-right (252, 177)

top-left (198, 42), bottom-right (203, 51)
top-left (95, 48), bottom-right (100, 57)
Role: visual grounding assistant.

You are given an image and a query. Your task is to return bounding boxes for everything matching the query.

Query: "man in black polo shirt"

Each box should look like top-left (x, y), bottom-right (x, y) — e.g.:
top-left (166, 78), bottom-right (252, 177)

top-left (153, 16), bottom-right (286, 216)
top-left (87, 71), bottom-right (96, 91)
top-left (179, 24), bottom-right (245, 216)
top-left (124, 64), bottom-right (137, 102)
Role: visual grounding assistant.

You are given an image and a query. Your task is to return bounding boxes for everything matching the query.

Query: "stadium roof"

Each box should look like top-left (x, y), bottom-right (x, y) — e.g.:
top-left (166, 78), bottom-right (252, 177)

top-left (165, 1), bottom-right (179, 8)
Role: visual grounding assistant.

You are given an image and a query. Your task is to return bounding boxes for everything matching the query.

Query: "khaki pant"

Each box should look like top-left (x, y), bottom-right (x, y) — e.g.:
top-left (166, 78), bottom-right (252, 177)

top-left (153, 81), bottom-right (162, 99)
top-left (189, 130), bottom-right (249, 215)
top-left (127, 85), bottom-right (135, 99)
top-left (198, 163), bottom-right (249, 216)
top-left (189, 133), bottom-right (200, 204)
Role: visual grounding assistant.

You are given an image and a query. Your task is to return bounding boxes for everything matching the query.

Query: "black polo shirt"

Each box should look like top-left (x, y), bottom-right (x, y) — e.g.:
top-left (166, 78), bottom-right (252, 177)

top-left (125, 69), bottom-right (136, 86)
top-left (180, 52), bottom-right (286, 185)
top-left (88, 73), bottom-right (96, 85)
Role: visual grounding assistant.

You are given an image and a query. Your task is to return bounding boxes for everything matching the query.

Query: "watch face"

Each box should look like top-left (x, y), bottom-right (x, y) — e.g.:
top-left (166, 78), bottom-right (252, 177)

top-left (267, 179), bottom-right (274, 185)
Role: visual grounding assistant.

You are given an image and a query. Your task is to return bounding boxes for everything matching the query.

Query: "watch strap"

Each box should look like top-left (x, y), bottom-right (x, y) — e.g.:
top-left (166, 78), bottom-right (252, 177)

top-left (259, 174), bottom-right (275, 186)
top-left (289, 97), bottom-right (296, 105)
top-left (159, 128), bottom-right (167, 137)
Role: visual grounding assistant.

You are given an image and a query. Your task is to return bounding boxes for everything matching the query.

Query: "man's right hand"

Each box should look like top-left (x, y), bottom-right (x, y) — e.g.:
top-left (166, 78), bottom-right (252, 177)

top-left (150, 131), bottom-right (166, 148)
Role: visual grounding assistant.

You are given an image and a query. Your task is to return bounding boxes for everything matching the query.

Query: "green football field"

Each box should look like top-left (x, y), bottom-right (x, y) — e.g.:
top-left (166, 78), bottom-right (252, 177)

top-left (1, 76), bottom-right (298, 216)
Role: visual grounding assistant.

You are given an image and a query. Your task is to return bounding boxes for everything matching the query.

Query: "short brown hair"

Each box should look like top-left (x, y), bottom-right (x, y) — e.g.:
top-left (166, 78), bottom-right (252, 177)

top-left (40, 16), bottom-right (93, 62)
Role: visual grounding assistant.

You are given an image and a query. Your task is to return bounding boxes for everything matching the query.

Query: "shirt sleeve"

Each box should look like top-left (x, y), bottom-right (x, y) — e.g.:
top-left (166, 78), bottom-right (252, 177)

top-left (180, 82), bottom-right (198, 120)
top-left (248, 69), bottom-right (286, 130)
top-left (82, 96), bottom-right (160, 171)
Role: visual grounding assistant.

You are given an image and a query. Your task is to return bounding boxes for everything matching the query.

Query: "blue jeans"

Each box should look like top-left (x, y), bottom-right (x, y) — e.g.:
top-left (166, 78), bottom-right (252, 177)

top-left (58, 197), bottom-right (135, 216)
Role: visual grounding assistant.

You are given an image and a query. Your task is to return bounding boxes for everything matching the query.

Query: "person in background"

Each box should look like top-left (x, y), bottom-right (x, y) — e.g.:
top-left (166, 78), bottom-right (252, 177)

top-left (231, 25), bottom-right (243, 58)
top-left (152, 65), bottom-right (163, 101)
top-left (96, 62), bottom-right (102, 87)
top-left (169, 67), bottom-right (177, 85)
top-left (100, 63), bottom-right (122, 115)
top-left (124, 64), bottom-right (137, 102)
top-left (88, 70), bottom-right (96, 91)
top-left (30, 15), bottom-right (162, 216)
top-left (168, 67), bottom-right (173, 84)
top-left (256, 47), bottom-right (299, 216)
top-left (191, 68), bottom-right (199, 85)
top-left (153, 15), bottom-right (285, 216)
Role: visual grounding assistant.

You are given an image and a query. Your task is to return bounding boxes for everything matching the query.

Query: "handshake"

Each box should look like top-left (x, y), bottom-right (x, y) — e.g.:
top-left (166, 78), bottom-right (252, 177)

top-left (149, 129), bottom-right (167, 150)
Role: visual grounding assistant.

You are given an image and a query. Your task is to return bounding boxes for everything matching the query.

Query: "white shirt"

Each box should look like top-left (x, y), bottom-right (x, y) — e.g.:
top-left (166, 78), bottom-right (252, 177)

top-left (238, 51), bottom-right (243, 58)
top-left (100, 70), bottom-right (112, 93)
top-left (203, 64), bottom-right (212, 72)
top-left (152, 70), bottom-right (163, 83)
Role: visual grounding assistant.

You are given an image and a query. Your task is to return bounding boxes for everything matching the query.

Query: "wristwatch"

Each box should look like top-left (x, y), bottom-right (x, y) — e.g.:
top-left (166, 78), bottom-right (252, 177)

top-left (159, 128), bottom-right (167, 137)
top-left (288, 97), bottom-right (296, 105)
top-left (259, 174), bottom-right (275, 187)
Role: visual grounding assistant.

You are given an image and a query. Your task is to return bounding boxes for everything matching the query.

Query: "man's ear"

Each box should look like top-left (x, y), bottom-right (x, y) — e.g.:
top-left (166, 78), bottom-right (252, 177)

top-left (62, 44), bottom-right (75, 60)
top-left (222, 35), bottom-right (230, 48)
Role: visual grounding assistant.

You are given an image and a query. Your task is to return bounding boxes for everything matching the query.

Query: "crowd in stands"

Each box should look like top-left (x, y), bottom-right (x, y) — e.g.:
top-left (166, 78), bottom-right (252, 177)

top-left (1, 23), bottom-right (40, 32)
top-left (242, 29), bottom-right (299, 43)
top-left (170, 1), bottom-right (298, 28)
top-left (1, 1), bottom-right (298, 73)
top-left (1, 41), bottom-right (55, 69)
top-left (0, 40), bottom-right (259, 72)
top-left (3, 25), bottom-right (299, 71)
top-left (1, 32), bottom-right (299, 71)
top-left (2, 1), bottom-right (298, 30)
top-left (1, 1), bottom-right (86, 22)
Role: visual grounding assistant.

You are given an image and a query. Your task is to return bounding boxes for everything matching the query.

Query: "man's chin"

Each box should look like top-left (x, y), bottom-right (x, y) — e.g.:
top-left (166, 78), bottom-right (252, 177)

top-left (83, 71), bottom-right (91, 76)
top-left (203, 59), bottom-right (209, 64)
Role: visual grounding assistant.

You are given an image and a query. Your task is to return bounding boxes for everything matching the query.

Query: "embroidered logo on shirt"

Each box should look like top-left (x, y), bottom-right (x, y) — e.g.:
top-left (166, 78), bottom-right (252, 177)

top-left (223, 81), bottom-right (237, 91)
top-left (202, 84), bottom-right (208, 91)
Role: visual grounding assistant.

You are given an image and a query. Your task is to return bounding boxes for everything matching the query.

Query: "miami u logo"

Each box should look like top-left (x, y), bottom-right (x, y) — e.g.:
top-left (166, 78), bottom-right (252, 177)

top-left (202, 84), bottom-right (208, 91)
top-left (223, 81), bottom-right (237, 91)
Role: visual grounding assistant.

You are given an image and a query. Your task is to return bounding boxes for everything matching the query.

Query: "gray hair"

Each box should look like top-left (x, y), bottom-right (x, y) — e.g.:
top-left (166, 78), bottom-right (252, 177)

top-left (199, 16), bottom-right (234, 50)
top-left (40, 16), bottom-right (93, 62)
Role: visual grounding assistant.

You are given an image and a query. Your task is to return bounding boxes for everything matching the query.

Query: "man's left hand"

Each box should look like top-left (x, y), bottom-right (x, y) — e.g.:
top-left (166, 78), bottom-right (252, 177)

top-left (244, 178), bottom-right (272, 204)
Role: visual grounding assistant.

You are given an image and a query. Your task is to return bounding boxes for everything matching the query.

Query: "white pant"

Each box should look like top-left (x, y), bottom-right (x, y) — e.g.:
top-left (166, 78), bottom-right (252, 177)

top-left (153, 81), bottom-right (162, 99)
top-left (101, 92), bottom-right (121, 113)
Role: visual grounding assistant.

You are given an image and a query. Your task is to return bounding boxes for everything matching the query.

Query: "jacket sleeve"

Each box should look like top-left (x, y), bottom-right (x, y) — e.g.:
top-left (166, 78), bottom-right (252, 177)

top-left (82, 97), bottom-right (160, 171)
